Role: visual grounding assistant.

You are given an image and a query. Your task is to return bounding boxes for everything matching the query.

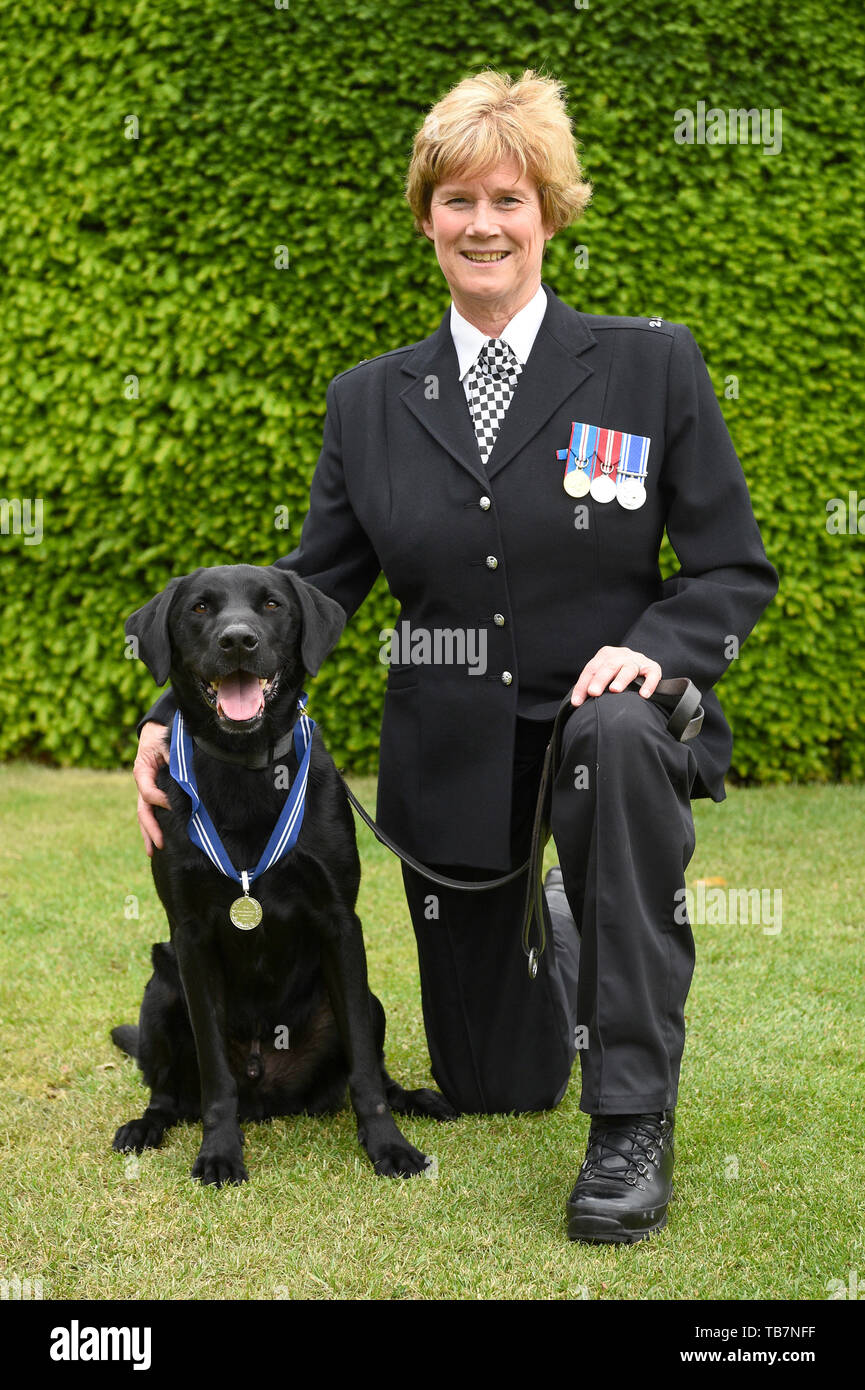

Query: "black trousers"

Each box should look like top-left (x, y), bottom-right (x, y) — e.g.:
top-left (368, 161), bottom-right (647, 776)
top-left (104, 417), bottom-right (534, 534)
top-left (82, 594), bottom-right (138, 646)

top-left (400, 690), bottom-right (699, 1116)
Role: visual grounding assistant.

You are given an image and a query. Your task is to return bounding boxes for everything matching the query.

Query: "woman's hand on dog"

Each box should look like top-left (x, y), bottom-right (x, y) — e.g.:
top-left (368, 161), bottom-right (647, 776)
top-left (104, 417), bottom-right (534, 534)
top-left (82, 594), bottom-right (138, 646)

top-left (134, 722), bottom-right (171, 855)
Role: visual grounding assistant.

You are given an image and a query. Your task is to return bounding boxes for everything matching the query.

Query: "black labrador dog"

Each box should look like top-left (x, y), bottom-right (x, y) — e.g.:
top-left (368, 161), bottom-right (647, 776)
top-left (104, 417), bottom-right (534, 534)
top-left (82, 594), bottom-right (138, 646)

top-left (113, 564), bottom-right (455, 1185)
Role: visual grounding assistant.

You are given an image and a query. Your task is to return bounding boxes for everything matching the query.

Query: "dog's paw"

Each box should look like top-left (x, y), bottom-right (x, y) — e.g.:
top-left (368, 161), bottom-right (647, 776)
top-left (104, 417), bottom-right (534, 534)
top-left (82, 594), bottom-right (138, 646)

top-left (113, 1117), bottom-right (165, 1153)
top-left (191, 1146), bottom-right (249, 1188)
top-left (396, 1086), bottom-right (460, 1122)
top-left (369, 1139), bottom-right (433, 1179)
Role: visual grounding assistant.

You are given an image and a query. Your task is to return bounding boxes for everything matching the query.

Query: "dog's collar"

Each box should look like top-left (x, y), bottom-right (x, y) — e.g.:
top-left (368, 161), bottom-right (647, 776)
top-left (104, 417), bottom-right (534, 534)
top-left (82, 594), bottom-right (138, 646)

top-left (191, 727), bottom-right (298, 770)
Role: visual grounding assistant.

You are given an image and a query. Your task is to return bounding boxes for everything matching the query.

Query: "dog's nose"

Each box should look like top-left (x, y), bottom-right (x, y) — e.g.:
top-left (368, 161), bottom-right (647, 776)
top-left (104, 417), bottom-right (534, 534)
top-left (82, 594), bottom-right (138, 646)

top-left (217, 623), bottom-right (259, 656)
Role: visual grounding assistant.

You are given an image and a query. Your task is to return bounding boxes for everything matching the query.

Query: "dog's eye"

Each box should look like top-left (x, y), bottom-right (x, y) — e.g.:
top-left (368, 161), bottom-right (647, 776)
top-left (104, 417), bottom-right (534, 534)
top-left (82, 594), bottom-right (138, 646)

top-left (192, 602), bottom-right (209, 614)
top-left (264, 599), bottom-right (280, 610)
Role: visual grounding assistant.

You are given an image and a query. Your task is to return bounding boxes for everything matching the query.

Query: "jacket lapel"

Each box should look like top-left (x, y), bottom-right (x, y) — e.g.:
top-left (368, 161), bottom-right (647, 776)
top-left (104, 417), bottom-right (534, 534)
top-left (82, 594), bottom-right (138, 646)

top-left (399, 286), bottom-right (598, 484)
top-left (399, 314), bottom-right (487, 484)
top-left (484, 287), bottom-right (597, 481)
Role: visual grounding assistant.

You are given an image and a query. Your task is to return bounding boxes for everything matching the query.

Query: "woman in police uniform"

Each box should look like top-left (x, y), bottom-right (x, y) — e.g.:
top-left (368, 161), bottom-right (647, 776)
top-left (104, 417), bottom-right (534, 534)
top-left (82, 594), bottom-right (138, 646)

top-left (134, 70), bottom-right (778, 1244)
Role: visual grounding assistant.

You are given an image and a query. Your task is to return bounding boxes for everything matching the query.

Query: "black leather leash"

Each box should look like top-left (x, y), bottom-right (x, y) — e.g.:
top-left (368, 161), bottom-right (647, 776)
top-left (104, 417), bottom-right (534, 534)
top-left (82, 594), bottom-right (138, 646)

top-left (514, 676), bottom-right (703, 979)
top-left (339, 677), bottom-right (704, 979)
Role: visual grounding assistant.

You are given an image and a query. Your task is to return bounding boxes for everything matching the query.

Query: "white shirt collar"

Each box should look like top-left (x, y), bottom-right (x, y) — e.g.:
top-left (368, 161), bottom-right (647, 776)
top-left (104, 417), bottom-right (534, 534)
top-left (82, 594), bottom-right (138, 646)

top-left (450, 283), bottom-right (548, 381)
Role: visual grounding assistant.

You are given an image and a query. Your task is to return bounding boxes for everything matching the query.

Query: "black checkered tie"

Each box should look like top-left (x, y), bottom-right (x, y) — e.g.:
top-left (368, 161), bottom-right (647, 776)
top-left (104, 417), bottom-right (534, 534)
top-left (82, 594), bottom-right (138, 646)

top-left (467, 338), bottom-right (523, 466)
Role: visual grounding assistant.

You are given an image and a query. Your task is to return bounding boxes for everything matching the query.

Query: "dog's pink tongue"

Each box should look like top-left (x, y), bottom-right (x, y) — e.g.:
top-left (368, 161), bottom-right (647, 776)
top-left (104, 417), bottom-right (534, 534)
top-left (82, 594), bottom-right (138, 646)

top-left (218, 671), bottom-right (263, 721)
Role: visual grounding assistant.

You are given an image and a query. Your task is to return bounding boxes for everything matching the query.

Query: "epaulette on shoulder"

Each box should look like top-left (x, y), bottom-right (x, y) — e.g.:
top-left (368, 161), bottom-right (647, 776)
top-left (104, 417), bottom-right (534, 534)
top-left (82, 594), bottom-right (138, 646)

top-left (583, 313), bottom-right (678, 338)
top-left (332, 342), bottom-right (420, 383)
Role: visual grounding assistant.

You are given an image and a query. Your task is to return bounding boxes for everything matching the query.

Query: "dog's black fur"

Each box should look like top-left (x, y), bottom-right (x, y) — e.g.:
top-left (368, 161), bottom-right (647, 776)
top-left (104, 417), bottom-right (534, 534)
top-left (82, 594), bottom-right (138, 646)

top-left (113, 564), bottom-right (455, 1185)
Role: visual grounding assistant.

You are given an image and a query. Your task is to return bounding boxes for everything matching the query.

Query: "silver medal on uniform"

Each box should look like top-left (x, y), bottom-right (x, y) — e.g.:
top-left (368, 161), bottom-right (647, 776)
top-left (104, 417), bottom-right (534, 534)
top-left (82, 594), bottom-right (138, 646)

top-left (558, 422), bottom-right (651, 511)
top-left (617, 478), bottom-right (647, 510)
top-left (589, 469), bottom-right (617, 503)
top-left (589, 429), bottom-right (620, 503)
top-left (615, 430), bottom-right (651, 511)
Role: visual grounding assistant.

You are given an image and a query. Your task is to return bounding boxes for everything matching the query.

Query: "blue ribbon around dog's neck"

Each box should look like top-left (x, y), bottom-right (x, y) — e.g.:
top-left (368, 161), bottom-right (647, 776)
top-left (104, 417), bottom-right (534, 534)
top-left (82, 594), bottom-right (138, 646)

top-left (168, 698), bottom-right (315, 886)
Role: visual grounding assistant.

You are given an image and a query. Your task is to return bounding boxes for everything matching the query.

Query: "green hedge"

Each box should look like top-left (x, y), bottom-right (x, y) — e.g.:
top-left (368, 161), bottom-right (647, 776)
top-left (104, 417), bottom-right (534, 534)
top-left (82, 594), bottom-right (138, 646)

top-left (1, 0), bottom-right (863, 779)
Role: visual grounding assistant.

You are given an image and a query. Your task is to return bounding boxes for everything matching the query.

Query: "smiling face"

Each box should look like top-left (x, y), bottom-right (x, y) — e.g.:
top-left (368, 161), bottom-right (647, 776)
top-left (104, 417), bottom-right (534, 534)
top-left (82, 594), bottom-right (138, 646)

top-left (168, 568), bottom-right (304, 733)
top-left (126, 564), bottom-right (346, 746)
top-left (421, 157), bottom-right (555, 332)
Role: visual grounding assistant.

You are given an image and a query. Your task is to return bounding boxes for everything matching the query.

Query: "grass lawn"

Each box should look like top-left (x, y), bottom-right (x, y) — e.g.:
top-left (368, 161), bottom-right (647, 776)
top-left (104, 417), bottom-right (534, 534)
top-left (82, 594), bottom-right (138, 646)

top-left (1, 765), bottom-right (863, 1302)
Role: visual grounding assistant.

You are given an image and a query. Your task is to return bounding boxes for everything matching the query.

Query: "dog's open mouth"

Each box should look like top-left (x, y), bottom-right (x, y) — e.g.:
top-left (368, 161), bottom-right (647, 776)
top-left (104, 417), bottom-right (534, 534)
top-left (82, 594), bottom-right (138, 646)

top-left (199, 671), bottom-right (279, 723)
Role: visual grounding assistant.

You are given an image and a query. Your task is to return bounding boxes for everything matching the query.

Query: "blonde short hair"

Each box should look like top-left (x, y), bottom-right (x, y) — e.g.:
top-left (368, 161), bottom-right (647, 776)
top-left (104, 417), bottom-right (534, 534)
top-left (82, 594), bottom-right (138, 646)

top-left (406, 69), bottom-right (592, 234)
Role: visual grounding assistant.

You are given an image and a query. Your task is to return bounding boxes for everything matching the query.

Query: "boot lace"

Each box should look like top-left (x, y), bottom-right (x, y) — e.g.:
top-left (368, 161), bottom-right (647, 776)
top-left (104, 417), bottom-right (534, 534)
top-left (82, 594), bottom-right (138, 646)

top-left (581, 1113), bottom-right (669, 1187)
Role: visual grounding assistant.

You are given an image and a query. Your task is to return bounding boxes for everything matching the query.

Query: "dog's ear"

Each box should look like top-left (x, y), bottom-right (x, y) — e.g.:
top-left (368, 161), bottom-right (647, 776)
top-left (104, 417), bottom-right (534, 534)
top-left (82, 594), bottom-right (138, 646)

top-left (268, 569), bottom-right (346, 677)
top-left (125, 572), bottom-right (199, 685)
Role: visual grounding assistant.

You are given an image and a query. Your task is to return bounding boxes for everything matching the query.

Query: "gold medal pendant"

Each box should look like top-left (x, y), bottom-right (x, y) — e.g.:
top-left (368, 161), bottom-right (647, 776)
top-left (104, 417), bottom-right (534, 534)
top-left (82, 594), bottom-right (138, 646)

top-left (230, 870), bottom-right (262, 930)
top-left (169, 704), bottom-right (314, 939)
top-left (230, 894), bottom-right (263, 930)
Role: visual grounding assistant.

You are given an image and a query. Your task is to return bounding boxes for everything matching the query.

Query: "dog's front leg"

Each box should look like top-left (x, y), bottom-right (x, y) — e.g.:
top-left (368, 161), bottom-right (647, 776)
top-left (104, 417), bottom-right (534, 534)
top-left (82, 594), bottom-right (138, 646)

top-left (173, 931), bottom-right (248, 1187)
top-left (320, 916), bottom-right (430, 1178)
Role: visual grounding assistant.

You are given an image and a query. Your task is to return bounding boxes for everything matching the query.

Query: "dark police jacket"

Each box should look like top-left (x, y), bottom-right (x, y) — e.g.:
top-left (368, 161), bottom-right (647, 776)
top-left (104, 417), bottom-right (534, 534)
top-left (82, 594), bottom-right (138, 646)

top-left (143, 285), bottom-right (778, 870)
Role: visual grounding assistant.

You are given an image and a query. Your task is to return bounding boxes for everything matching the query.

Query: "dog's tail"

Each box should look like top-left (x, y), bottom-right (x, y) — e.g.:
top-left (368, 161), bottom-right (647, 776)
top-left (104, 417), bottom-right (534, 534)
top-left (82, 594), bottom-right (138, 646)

top-left (111, 1024), bottom-right (139, 1059)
